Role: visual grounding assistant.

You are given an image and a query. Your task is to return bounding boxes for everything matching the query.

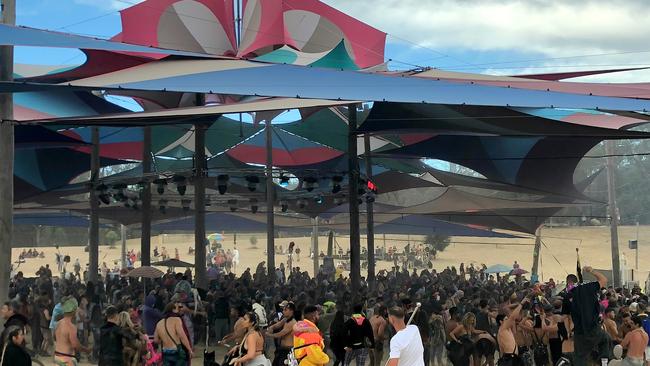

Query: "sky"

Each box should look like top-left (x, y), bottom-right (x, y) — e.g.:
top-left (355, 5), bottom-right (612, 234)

top-left (13, 0), bottom-right (650, 84)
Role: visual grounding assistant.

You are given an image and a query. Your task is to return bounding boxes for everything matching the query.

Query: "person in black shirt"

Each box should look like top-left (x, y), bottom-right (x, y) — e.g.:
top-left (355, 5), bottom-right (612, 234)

top-left (99, 306), bottom-right (126, 366)
top-left (343, 304), bottom-right (375, 366)
top-left (562, 266), bottom-right (611, 366)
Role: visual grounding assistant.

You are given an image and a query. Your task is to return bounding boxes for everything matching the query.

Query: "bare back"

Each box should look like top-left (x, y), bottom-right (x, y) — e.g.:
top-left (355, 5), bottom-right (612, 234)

top-left (622, 329), bottom-right (649, 359)
top-left (498, 324), bottom-right (517, 355)
top-left (55, 317), bottom-right (78, 355)
top-left (280, 319), bottom-right (296, 348)
top-left (154, 317), bottom-right (190, 350)
top-left (370, 315), bottom-right (387, 342)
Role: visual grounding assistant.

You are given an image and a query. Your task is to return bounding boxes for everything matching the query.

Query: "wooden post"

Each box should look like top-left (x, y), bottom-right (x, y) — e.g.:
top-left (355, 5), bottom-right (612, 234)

top-left (194, 122), bottom-right (207, 289)
top-left (121, 224), bottom-right (128, 269)
top-left (265, 120), bottom-right (276, 278)
top-left (531, 226), bottom-right (542, 283)
top-left (88, 127), bottom-right (100, 283)
top-left (312, 216), bottom-right (319, 276)
top-left (348, 104), bottom-right (361, 294)
top-left (606, 141), bottom-right (621, 287)
top-left (364, 134), bottom-right (375, 288)
top-left (0, 0), bottom-right (15, 303)
top-left (141, 126), bottom-right (152, 266)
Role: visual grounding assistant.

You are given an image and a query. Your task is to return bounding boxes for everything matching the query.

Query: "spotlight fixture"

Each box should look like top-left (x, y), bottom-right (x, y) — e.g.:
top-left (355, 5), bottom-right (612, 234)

top-left (246, 175), bottom-right (260, 192)
top-left (297, 199), bottom-right (307, 209)
top-left (112, 184), bottom-right (127, 202)
top-left (303, 177), bottom-right (317, 192)
top-left (334, 195), bottom-right (345, 206)
top-left (173, 175), bottom-right (187, 196)
top-left (228, 199), bottom-right (238, 212)
top-left (158, 199), bottom-right (167, 214)
top-left (314, 195), bottom-right (323, 204)
top-left (96, 184), bottom-right (111, 205)
top-left (216, 174), bottom-right (229, 195)
top-left (181, 199), bottom-right (191, 211)
top-left (153, 178), bottom-right (167, 195)
top-left (365, 192), bottom-right (376, 203)
top-left (279, 174), bottom-right (290, 187)
top-left (331, 175), bottom-right (343, 194)
top-left (250, 198), bottom-right (258, 214)
top-left (280, 200), bottom-right (289, 212)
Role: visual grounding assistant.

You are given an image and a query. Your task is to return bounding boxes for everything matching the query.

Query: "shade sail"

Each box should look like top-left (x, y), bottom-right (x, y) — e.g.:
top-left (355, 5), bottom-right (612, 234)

top-left (0, 24), bottom-right (217, 58)
top-left (359, 102), bottom-right (650, 136)
top-left (16, 126), bottom-right (86, 149)
top-left (55, 60), bottom-right (650, 111)
top-left (22, 97), bottom-right (355, 126)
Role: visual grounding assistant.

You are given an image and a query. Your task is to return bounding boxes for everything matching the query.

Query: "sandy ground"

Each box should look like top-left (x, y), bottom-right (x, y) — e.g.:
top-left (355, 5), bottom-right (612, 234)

top-left (12, 225), bottom-right (650, 286)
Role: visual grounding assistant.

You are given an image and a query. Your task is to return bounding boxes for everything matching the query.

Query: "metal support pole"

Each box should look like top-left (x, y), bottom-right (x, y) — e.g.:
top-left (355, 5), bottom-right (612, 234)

top-left (636, 221), bottom-right (639, 271)
top-left (194, 122), bottom-right (207, 289)
top-left (265, 121), bottom-right (276, 279)
top-left (121, 225), bottom-right (127, 269)
top-left (364, 134), bottom-right (375, 288)
top-left (605, 141), bottom-right (621, 288)
top-left (348, 104), bottom-right (361, 294)
top-left (141, 126), bottom-right (152, 266)
top-left (531, 226), bottom-right (542, 283)
top-left (89, 127), bottom-right (100, 283)
top-left (0, 0), bottom-right (15, 303)
top-left (312, 216), bottom-right (319, 276)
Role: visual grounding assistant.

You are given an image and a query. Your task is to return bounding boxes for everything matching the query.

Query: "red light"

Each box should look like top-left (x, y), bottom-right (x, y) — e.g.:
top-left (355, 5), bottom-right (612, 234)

top-left (367, 180), bottom-right (378, 193)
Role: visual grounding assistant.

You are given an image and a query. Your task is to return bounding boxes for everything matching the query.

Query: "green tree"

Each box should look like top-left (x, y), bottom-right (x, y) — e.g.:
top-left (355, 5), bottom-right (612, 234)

top-left (424, 234), bottom-right (450, 258)
top-left (249, 235), bottom-right (258, 248)
top-left (106, 230), bottom-right (120, 248)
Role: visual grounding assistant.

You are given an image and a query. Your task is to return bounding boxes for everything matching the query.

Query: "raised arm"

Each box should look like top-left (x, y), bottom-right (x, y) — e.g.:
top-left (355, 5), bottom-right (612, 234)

top-left (584, 266), bottom-right (607, 289)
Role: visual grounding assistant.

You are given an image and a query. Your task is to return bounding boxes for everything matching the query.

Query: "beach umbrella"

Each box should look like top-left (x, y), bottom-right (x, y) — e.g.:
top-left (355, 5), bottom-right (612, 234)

top-left (485, 264), bottom-right (512, 274)
top-left (207, 233), bottom-right (224, 241)
top-left (510, 268), bottom-right (529, 276)
top-left (151, 258), bottom-right (194, 268)
top-left (126, 266), bottom-right (164, 279)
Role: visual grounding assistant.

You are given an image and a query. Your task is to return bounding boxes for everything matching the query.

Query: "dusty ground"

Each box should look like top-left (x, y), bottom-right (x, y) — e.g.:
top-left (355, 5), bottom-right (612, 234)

top-left (13, 225), bottom-right (650, 286)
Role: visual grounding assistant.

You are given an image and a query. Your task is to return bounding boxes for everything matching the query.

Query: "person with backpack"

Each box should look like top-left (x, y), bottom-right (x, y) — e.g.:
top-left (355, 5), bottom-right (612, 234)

top-left (343, 304), bottom-right (375, 366)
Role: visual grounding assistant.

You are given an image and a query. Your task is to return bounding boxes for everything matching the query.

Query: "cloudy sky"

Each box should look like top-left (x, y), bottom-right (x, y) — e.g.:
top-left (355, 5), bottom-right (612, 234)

top-left (14, 0), bottom-right (650, 82)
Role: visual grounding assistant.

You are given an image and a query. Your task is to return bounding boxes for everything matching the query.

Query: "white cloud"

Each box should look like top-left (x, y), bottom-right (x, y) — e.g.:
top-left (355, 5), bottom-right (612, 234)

top-left (73, 0), bottom-right (144, 11)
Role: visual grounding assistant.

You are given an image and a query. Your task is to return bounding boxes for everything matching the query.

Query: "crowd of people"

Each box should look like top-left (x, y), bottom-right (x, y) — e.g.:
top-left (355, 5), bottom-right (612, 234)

top-left (0, 253), bottom-right (649, 366)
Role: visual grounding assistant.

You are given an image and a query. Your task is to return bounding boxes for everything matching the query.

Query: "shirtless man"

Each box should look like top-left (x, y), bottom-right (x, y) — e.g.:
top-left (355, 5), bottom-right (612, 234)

top-left (515, 309), bottom-right (534, 361)
top-left (604, 308), bottom-right (622, 344)
top-left (497, 296), bottom-right (529, 366)
top-left (620, 315), bottom-right (648, 366)
top-left (54, 298), bottom-right (90, 366)
top-left (267, 301), bottom-right (296, 366)
top-left (154, 302), bottom-right (194, 366)
top-left (370, 305), bottom-right (388, 366)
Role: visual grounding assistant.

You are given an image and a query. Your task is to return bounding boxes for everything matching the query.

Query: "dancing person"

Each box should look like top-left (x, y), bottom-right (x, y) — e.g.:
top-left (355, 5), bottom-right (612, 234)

top-left (343, 303), bottom-right (375, 366)
top-left (370, 305), bottom-right (388, 366)
top-left (266, 301), bottom-right (296, 366)
top-left (330, 311), bottom-right (347, 366)
top-left (620, 315), bottom-right (648, 366)
top-left (386, 306), bottom-right (424, 366)
top-left (154, 302), bottom-right (194, 366)
top-left (54, 297), bottom-right (90, 366)
top-left (497, 296), bottom-right (529, 366)
top-left (293, 305), bottom-right (329, 366)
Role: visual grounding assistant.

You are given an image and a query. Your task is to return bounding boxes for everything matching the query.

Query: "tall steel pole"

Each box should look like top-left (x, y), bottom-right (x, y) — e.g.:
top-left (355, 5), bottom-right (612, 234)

top-left (606, 141), bottom-right (621, 287)
top-left (531, 225), bottom-right (542, 283)
top-left (141, 126), bottom-right (152, 266)
top-left (364, 134), bottom-right (376, 288)
top-left (312, 216), bottom-right (319, 276)
top-left (194, 122), bottom-right (207, 289)
top-left (88, 127), bottom-right (100, 283)
top-left (0, 0), bottom-right (15, 303)
top-left (348, 104), bottom-right (361, 294)
top-left (121, 224), bottom-right (128, 269)
top-left (265, 121), bottom-right (276, 278)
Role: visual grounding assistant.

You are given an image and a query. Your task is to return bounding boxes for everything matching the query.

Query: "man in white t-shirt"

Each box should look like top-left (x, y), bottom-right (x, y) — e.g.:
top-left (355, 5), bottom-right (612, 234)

top-left (387, 306), bottom-right (424, 366)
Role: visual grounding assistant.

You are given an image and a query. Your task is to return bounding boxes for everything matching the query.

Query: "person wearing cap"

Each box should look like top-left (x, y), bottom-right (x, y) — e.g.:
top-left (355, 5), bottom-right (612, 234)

top-left (266, 301), bottom-right (296, 366)
top-left (292, 305), bottom-right (329, 366)
top-left (54, 297), bottom-right (90, 366)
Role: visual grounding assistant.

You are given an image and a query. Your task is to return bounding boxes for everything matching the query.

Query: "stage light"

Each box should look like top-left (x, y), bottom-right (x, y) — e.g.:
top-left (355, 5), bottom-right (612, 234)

top-left (331, 175), bottom-right (343, 194)
top-left (303, 177), bottom-right (317, 192)
top-left (217, 174), bottom-right (229, 195)
top-left (365, 192), bottom-right (376, 203)
top-left (280, 200), bottom-right (289, 212)
top-left (181, 199), bottom-right (191, 211)
top-left (314, 195), bottom-right (323, 204)
top-left (153, 178), bottom-right (167, 195)
top-left (228, 199), bottom-right (238, 212)
top-left (297, 199), bottom-right (307, 209)
top-left (250, 198), bottom-right (258, 214)
top-left (279, 174), bottom-right (290, 187)
top-left (246, 175), bottom-right (260, 192)
top-left (173, 175), bottom-right (187, 196)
